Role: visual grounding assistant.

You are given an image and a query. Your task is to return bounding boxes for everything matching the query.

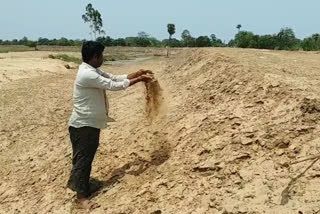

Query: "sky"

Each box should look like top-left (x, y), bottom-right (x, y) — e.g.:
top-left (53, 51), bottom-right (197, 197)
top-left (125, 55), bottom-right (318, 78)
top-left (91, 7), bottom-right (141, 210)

top-left (1, 0), bottom-right (319, 42)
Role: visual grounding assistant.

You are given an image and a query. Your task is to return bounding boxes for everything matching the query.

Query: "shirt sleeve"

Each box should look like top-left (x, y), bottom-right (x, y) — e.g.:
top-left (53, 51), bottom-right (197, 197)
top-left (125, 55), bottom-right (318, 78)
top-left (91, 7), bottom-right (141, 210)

top-left (80, 70), bottom-right (130, 91)
top-left (97, 68), bottom-right (128, 82)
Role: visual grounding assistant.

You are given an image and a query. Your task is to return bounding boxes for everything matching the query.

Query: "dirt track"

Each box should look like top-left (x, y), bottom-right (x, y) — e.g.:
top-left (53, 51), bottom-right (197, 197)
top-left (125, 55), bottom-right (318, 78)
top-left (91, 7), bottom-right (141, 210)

top-left (1, 48), bottom-right (320, 214)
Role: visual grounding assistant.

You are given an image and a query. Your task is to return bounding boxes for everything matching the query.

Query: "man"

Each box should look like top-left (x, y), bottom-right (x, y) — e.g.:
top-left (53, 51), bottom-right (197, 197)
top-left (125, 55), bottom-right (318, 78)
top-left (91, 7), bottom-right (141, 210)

top-left (67, 41), bottom-right (152, 210)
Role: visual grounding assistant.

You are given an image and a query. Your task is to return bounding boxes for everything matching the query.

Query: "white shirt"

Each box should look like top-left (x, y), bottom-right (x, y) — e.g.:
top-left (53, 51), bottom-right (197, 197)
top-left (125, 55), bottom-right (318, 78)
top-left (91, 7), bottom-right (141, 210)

top-left (68, 62), bottom-right (130, 129)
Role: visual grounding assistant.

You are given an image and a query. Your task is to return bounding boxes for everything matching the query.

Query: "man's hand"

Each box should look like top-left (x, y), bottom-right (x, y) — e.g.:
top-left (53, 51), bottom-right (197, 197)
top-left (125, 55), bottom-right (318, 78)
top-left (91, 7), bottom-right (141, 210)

top-left (129, 74), bottom-right (153, 86)
top-left (128, 69), bottom-right (154, 80)
top-left (138, 75), bottom-right (153, 82)
top-left (137, 69), bottom-right (153, 76)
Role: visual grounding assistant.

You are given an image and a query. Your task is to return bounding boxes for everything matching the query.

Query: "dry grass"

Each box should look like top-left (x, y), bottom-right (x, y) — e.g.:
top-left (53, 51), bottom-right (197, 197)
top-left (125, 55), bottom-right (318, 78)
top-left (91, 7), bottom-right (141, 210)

top-left (1, 45), bottom-right (177, 66)
top-left (39, 45), bottom-right (168, 57)
top-left (0, 45), bottom-right (35, 53)
top-left (1, 45), bottom-right (173, 58)
top-left (48, 54), bottom-right (82, 64)
top-left (43, 46), bottom-right (171, 64)
top-left (37, 45), bottom-right (81, 52)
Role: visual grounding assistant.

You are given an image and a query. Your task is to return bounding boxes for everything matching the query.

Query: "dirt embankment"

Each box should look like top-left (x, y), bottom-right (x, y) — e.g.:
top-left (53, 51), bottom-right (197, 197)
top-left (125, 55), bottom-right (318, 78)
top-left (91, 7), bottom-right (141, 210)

top-left (1, 49), bottom-right (320, 214)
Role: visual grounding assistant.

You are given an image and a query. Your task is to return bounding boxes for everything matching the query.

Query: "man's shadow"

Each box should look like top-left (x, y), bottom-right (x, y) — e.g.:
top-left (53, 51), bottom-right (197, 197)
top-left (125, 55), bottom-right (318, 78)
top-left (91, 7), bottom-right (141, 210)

top-left (89, 148), bottom-right (170, 199)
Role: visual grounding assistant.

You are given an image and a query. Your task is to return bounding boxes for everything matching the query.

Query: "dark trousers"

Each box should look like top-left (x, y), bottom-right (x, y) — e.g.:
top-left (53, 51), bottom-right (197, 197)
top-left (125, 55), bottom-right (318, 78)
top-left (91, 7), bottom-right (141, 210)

top-left (67, 126), bottom-right (100, 197)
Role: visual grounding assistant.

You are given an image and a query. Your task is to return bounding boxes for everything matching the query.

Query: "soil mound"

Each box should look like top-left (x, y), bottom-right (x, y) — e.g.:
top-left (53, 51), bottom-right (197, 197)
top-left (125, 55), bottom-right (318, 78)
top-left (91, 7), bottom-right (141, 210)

top-left (1, 49), bottom-right (320, 213)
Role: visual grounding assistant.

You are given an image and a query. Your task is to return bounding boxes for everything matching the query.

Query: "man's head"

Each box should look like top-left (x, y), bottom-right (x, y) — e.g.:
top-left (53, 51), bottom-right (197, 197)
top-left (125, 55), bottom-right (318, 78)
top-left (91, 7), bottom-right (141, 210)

top-left (81, 41), bottom-right (105, 68)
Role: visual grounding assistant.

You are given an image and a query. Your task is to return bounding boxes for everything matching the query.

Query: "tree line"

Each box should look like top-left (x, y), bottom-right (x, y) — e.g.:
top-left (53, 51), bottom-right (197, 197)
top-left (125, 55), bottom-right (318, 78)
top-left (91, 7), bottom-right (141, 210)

top-left (1, 27), bottom-right (320, 51)
top-left (229, 27), bottom-right (320, 51)
top-left (0, 37), bottom-right (83, 48)
top-left (0, 31), bottom-right (224, 48)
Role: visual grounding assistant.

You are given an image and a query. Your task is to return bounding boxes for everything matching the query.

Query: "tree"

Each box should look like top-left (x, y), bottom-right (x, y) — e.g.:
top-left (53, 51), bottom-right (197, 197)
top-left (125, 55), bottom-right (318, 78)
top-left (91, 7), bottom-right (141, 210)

top-left (82, 3), bottom-right (105, 40)
top-left (38, 37), bottom-right (50, 45)
top-left (25, 41), bottom-right (38, 50)
top-left (181, 30), bottom-right (191, 40)
top-left (49, 39), bottom-right (58, 46)
top-left (137, 31), bottom-right (150, 38)
top-left (196, 36), bottom-right (211, 47)
top-left (2, 40), bottom-right (10, 45)
top-left (11, 39), bottom-right (18, 45)
top-left (149, 37), bottom-right (162, 47)
top-left (167, 24), bottom-right (176, 56)
top-left (301, 34), bottom-right (320, 51)
top-left (135, 37), bottom-right (151, 47)
top-left (235, 31), bottom-right (255, 48)
top-left (134, 32), bottom-right (151, 47)
top-left (97, 36), bottom-right (113, 46)
top-left (73, 39), bottom-right (84, 46)
top-left (56, 37), bottom-right (72, 46)
top-left (210, 34), bottom-right (225, 47)
top-left (125, 37), bottom-right (137, 47)
top-left (162, 39), bottom-right (181, 47)
top-left (19, 36), bottom-right (29, 45)
top-left (236, 24), bottom-right (242, 32)
top-left (167, 24), bottom-right (176, 41)
top-left (210, 34), bottom-right (217, 42)
top-left (249, 35), bottom-right (260, 48)
top-left (258, 34), bottom-right (277, 49)
top-left (277, 27), bottom-right (298, 50)
top-left (228, 39), bottom-right (236, 47)
top-left (112, 38), bottom-right (126, 46)
top-left (181, 29), bottom-right (195, 47)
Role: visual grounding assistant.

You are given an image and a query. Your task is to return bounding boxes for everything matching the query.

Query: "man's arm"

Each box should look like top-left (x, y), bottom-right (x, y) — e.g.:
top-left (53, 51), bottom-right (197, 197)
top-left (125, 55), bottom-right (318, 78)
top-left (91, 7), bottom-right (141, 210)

top-left (84, 72), bottom-right (152, 91)
top-left (83, 73), bottom-right (130, 91)
top-left (98, 69), bottom-right (127, 82)
top-left (99, 69), bottom-right (152, 82)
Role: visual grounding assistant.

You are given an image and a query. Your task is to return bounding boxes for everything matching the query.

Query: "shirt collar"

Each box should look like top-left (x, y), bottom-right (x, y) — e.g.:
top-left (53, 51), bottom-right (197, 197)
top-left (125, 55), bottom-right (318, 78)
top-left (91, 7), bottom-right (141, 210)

top-left (82, 62), bottom-right (97, 70)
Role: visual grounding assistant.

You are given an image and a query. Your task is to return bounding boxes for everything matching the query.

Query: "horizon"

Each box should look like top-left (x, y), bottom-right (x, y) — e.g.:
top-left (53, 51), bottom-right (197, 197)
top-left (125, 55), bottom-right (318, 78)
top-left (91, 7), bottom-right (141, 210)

top-left (1, 0), bottom-right (319, 41)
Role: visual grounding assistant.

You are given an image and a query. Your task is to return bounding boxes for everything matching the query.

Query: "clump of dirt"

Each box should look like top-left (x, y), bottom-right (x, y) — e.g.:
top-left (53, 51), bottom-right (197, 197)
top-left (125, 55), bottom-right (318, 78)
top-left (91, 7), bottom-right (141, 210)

top-left (300, 98), bottom-right (320, 114)
top-left (144, 79), bottom-right (164, 119)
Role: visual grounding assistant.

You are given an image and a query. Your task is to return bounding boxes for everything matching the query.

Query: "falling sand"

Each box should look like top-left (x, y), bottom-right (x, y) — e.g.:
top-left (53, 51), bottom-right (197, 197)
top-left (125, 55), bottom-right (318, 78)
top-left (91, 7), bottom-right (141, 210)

top-left (144, 79), bottom-right (164, 120)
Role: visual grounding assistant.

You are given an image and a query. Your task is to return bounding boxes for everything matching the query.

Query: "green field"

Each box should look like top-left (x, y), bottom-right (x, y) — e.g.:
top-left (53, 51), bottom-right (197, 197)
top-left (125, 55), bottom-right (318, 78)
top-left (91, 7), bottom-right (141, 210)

top-left (0, 45), bottom-right (36, 53)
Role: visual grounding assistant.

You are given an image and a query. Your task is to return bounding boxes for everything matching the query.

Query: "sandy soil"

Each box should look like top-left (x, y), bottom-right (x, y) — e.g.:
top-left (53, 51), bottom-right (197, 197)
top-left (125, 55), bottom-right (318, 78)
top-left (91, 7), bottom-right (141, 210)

top-left (1, 48), bottom-right (320, 214)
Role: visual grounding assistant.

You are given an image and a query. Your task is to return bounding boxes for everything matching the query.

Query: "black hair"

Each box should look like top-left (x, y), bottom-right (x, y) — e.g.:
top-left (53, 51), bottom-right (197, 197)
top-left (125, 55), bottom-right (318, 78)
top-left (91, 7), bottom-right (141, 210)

top-left (81, 41), bottom-right (105, 63)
